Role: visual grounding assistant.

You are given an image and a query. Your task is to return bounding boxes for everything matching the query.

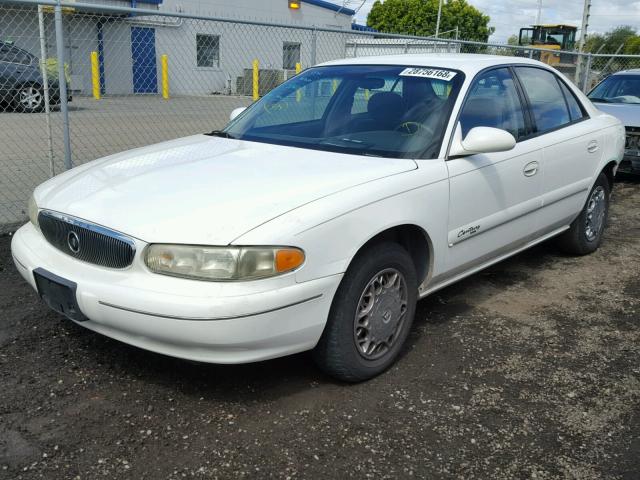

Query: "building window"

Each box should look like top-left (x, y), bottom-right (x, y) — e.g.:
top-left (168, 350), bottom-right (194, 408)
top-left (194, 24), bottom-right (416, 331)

top-left (283, 42), bottom-right (301, 70)
top-left (196, 34), bottom-right (219, 68)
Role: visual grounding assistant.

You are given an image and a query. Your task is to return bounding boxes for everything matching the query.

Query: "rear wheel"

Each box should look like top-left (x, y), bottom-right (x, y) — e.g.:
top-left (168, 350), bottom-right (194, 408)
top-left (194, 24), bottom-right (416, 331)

top-left (313, 242), bottom-right (418, 382)
top-left (14, 85), bottom-right (44, 113)
top-left (556, 172), bottom-right (610, 255)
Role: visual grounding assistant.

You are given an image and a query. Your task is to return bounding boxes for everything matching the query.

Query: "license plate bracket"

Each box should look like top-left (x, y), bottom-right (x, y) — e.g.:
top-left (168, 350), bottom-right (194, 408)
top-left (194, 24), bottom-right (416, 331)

top-left (33, 268), bottom-right (88, 322)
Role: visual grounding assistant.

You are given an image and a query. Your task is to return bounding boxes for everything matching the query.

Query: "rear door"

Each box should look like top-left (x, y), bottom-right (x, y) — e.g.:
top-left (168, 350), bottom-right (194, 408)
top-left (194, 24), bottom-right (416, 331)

top-left (445, 67), bottom-right (544, 275)
top-left (0, 44), bottom-right (21, 91)
top-left (0, 44), bottom-right (39, 100)
top-left (513, 66), bottom-right (601, 231)
top-left (0, 44), bottom-right (12, 94)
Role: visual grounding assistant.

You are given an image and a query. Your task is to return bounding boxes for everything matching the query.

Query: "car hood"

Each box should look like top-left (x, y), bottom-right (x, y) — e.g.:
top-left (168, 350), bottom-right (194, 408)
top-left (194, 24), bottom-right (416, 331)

top-left (593, 102), bottom-right (640, 127)
top-left (36, 135), bottom-right (416, 245)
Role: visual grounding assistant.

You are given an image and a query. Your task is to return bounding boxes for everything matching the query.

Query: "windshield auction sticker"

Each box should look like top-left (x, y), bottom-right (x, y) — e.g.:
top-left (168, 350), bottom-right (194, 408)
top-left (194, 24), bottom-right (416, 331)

top-left (399, 67), bottom-right (457, 81)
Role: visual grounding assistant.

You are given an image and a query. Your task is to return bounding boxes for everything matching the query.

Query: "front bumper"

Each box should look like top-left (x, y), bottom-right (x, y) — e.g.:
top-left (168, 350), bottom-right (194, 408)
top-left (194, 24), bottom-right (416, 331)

top-left (623, 129), bottom-right (640, 174)
top-left (11, 223), bottom-right (341, 363)
top-left (620, 153), bottom-right (640, 174)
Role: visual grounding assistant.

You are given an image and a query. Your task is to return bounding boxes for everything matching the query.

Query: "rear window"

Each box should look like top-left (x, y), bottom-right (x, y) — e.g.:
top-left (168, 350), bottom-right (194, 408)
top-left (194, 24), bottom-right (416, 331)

top-left (0, 45), bottom-right (32, 65)
top-left (559, 81), bottom-right (586, 121)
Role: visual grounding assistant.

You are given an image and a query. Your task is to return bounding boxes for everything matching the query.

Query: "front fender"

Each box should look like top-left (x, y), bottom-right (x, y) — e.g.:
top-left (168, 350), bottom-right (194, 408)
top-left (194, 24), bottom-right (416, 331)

top-left (233, 160), bottom-right (450, 284)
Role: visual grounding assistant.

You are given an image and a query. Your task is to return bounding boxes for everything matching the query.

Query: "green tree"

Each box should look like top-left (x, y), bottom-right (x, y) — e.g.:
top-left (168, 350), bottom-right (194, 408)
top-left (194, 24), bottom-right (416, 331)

top-left (507, 34), bottom-right (519, 46)
top-left (624, 36), bottom-right (640, 54)
top-left (585, 26), bottom-right (637, 54)
top-left (366, 0), bottom-right (494, 42)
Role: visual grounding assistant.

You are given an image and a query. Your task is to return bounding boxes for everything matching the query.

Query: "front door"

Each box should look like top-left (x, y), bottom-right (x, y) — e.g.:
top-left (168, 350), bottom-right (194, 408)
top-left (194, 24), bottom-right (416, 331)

top-left (131, 27), bottom-right (157, 94)
top-left (446, 67), bottom-right (543, 275)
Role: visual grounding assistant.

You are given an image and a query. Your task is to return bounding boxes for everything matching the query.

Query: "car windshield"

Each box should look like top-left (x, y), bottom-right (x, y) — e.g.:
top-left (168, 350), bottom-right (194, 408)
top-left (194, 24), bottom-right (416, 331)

top-left (588, 74), bottom-right (640, 104)
top-left (223, 65), bottom-right (464, 158)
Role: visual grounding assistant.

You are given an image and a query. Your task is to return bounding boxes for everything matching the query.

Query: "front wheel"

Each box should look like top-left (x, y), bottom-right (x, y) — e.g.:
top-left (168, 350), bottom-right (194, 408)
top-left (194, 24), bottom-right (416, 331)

top-left (556, 172), bottom-right (610, 255)
top-left (313, 242), bottom-right (418, 382)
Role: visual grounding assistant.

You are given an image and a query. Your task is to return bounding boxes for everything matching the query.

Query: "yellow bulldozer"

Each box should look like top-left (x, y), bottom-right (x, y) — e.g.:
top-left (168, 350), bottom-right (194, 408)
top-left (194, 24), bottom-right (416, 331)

top-left (518, 24), bottom-right (577, 66)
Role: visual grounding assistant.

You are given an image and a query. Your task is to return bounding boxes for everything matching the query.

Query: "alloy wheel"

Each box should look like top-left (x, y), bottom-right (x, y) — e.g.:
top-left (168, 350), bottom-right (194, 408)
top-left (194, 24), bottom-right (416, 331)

top-left (19, 86), bottom-right (43, 111)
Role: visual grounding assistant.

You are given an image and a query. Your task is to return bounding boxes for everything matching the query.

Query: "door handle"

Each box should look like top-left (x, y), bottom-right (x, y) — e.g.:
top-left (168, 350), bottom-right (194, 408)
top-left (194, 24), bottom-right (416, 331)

top-left (587, 140), bottom-right (599, 153)
top-left (523, 161), bottom-right (539, 177)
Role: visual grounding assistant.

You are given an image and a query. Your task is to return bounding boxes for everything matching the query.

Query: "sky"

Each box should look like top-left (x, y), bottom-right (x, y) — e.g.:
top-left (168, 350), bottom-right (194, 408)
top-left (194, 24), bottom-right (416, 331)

top-left (330, 0), bottom-right (640, 43)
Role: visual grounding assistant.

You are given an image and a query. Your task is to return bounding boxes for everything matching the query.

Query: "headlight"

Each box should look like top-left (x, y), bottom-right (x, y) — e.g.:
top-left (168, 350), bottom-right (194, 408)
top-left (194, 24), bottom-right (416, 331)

top-left (144, 245), bottom-right (305, 281)
top-left (28, 194), bottom-right (39, 227)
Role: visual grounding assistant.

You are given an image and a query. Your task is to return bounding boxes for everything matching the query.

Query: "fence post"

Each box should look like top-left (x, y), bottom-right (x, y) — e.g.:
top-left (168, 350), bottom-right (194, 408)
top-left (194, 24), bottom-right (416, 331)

top-left (574, 53), bottom-right (582, 85)
top-left (582, 53), bottom-right (593, 93)
top-left (311, 28), bottom-right (317, 66)
top-left (37, 5), bottom-right (55, 178)
top-left (54, 1), bottom-right (72, 170)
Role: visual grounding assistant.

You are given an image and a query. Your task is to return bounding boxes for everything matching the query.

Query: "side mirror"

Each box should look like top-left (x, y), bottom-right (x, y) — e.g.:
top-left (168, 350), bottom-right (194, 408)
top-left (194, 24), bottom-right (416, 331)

top-left (449, 124), bottom-right (516, 157)
top-left (229, 107), bottom-right (247, 121)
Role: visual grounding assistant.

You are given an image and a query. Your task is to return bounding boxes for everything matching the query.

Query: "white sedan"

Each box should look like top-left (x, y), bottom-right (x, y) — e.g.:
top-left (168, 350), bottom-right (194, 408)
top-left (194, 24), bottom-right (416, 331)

top-left (12, 54), bottom-right (624, 382)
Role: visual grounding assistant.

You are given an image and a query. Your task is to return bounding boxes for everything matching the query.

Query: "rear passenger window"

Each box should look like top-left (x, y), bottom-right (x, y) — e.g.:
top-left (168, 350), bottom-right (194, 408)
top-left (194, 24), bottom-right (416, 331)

top-left (516, 67), bottom-right (571, 134)
top-left (1, 46), bottom-right (32, 65)
top-left (459, 67), bottom-right (526, 140)
top-left (558, 80), bottom-right (586, 121)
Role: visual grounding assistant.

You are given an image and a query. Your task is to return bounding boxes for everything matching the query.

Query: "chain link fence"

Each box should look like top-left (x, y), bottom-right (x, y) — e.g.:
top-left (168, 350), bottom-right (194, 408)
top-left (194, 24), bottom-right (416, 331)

top-left (1, 0), bottom-right (640, 231)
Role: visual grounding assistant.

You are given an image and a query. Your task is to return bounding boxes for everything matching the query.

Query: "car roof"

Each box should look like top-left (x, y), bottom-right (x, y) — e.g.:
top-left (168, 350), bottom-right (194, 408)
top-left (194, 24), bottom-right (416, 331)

top-left (318, 53), bottom-right (550, 77)
top-left (610, 69), bottom-right (640, 76)
top-left (0, 40), bottom-right (27, 51)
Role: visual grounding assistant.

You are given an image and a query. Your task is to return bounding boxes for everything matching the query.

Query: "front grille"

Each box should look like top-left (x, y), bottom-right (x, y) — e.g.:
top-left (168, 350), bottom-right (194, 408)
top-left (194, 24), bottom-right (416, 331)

top-left (38, 210), bottom-right (136, 269)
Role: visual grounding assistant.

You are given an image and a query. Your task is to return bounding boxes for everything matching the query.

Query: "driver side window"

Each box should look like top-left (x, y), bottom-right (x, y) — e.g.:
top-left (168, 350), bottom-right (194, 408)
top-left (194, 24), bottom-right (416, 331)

top-left (459, 68), bottom-right (526, 140)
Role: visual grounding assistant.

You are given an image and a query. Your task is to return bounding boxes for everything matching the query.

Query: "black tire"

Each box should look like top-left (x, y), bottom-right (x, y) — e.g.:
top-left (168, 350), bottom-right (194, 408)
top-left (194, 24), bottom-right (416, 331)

top-left (313, 242), bottom-right (418, 382)
top-left (13, 84), bottom-right (44, 113)
top-left (556, 172), bottom-right (610, 255)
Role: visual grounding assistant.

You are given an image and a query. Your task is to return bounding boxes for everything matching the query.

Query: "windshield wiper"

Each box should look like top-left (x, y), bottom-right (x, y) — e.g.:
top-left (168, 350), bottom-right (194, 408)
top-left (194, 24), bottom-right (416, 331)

top-left (589, 97), bottom-right (610, 103)
top-left (207, 130), bottom-right (237, 139)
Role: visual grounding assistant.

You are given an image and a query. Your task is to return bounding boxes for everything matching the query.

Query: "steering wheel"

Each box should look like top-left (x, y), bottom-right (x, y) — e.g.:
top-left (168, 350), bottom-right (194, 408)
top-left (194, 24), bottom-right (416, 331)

top-left (394, 121), bottom-right (434, 137)
top-left (263, 101), bottom-right (289, 114)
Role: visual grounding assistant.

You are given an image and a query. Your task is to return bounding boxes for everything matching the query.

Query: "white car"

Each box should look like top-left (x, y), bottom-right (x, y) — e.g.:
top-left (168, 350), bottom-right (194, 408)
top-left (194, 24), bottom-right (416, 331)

top-left (12, 54), bottom-right (624, 382)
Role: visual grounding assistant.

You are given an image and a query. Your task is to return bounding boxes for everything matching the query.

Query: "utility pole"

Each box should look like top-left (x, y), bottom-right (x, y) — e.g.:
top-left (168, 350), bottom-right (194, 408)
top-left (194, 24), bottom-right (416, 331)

top-left (578, 0), bottom-right (591, 53)
top-left (435, 0), bottom-right (443, 37)
top-left (536, 0), bottom-right (542, 24)
top-left (574, 0), bottom-right (592, 88)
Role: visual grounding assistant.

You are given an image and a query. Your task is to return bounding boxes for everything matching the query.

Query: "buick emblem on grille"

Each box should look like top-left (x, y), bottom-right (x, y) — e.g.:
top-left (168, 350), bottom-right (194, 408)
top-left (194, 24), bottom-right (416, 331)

top-left (67, 231), bottom-right (80, 254)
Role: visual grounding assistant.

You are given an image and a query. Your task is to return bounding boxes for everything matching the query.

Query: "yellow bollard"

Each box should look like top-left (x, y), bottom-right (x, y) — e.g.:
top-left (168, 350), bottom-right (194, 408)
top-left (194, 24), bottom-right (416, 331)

top-left (252, 59), bottom-right (259, 101)
top-left (295, 62), bottom-right (302, 102)
top-left (90, 51), bottom-right (100, 100)
top-left (161, 54), bottom-right (169, 100)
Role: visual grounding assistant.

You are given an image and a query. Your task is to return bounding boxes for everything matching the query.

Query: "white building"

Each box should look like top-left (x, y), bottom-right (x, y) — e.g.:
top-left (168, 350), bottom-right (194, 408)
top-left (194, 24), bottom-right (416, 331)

top-left (0, 0), bottom-right (356, 96)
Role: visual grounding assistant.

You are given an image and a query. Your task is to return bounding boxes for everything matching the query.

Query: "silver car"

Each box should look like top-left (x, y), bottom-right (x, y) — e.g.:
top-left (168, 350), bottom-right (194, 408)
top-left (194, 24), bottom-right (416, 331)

top-left (588, 69), bottom-right (640, 174)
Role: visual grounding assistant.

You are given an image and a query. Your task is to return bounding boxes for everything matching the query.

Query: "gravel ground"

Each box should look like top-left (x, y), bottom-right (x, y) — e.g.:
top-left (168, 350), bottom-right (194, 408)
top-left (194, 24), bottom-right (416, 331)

top-left (1, 180), bottom-right (639, 480)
